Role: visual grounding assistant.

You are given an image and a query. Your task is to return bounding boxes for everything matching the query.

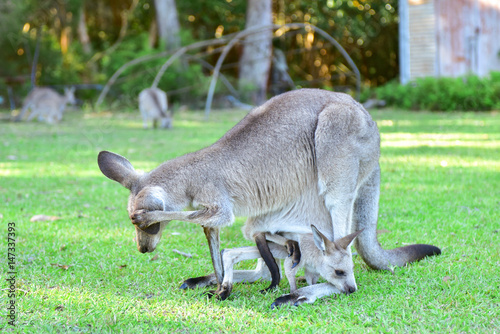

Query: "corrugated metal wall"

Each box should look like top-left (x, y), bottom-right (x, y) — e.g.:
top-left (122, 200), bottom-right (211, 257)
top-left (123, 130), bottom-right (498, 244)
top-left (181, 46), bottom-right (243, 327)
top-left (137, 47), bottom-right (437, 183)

top-left (436, 0), bottom-right (500, 77)
top-left (401, 0), bottom-right (500, 82)
top-left (408, 0), bottom-right (437, 79)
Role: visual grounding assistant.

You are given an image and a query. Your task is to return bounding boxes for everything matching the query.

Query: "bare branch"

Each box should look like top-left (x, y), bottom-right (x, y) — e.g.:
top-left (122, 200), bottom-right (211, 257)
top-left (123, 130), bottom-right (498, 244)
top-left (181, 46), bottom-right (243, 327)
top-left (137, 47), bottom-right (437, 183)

top-left (95, 24), bottom-right (360, 112)
top-left (95, 33), bottom-right (242, 108)
top-left (204, 23), bottom-right (361, 117)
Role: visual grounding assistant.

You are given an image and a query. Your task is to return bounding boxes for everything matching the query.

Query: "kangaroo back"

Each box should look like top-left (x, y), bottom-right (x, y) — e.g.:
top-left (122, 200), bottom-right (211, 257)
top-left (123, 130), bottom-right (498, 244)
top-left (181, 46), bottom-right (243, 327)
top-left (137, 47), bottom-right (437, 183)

top-left (138, 88), bottom-right (171, 129)
top-left (16, 87), bottom-right (75, 123)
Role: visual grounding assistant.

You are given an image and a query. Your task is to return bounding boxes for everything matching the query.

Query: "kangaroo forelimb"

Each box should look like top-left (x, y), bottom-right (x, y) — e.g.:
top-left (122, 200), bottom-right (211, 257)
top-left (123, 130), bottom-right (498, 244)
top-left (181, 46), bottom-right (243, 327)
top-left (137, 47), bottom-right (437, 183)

top-left (130, 209), bottom-right (212, 228)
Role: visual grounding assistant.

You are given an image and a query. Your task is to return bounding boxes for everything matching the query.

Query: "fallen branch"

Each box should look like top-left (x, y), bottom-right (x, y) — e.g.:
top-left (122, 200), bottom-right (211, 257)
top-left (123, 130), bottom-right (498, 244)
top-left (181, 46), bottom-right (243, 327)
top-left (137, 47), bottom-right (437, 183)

top-left (172, 249), bottom-right (193, 258)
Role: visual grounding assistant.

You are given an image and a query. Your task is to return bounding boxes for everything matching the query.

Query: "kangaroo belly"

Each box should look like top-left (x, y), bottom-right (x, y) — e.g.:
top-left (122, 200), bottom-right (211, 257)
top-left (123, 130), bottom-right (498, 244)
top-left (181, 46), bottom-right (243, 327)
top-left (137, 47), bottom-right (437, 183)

top-left (242, 183), bottom-right (334, 241)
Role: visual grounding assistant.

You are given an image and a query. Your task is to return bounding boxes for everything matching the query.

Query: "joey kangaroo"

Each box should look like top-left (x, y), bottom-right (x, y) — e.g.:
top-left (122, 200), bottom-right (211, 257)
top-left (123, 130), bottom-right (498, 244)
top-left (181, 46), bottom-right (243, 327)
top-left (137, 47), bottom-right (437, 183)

top-left (15, 87), bottom-right (76, 124)
top-left (97, 89), bottom-right (441, 303)
top-left (138, 88), bottom-right (172, 129)
top-left (218, 226), bottom-right (362, 301)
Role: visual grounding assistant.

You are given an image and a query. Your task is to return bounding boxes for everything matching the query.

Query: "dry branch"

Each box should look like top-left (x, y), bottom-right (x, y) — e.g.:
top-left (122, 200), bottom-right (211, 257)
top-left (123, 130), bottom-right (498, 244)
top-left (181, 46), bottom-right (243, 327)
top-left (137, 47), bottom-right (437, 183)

top-left (95, 24), bottom-right (360, 113)
top-left (204, 23), bottom-right (361, 117)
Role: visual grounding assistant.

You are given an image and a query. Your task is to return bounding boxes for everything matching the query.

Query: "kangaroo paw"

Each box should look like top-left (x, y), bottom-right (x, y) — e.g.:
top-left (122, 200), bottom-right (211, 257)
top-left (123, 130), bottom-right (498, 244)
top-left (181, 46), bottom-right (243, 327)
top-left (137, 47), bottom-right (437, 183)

top-left (285, 240), bottom-right (301, 269)
top-left (130, 209), bottom-right (154, 229)
top-left (130, 209), bottom-right (146, 224)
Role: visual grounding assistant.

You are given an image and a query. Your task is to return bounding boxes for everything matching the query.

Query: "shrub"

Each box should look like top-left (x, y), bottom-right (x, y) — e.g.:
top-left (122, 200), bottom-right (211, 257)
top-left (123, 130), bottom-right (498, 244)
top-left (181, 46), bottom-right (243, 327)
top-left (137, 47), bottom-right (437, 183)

top-left (373, 72), bottom-right (500, 111)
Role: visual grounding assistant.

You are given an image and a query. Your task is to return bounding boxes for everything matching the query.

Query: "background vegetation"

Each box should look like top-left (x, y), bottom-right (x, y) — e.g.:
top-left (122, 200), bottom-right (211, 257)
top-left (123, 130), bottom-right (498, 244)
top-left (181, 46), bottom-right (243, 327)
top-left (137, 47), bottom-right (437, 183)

top-left (0, 0), bottom-right (398, 108)
top-left (1, 108), bottom-right (499, 332)
top-left (371, 72), bottom-right (500, 111)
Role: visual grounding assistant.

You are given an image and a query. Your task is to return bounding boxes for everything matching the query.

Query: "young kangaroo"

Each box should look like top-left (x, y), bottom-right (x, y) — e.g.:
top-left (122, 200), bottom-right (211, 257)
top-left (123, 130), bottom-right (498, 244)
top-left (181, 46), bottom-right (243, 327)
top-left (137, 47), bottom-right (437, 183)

top-left (97, 89), bottom-right (440, 303)
top-left (218, 226), bottom-right (362, 301)
top-left (15, 87), bottom-right (76, 124)
top-left (138, 88), bottom-right (172, 129)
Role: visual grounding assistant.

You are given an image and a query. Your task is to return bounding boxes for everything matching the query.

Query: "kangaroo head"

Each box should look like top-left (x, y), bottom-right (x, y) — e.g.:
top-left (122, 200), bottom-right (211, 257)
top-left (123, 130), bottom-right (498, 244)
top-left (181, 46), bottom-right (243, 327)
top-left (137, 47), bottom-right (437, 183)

top-left (97, 151), bottom-right (169, 253)
top-left (64, 87), bottom-right (76, 105)
top-left (160, 116), bottom-right (172, 129)
top-left (311, 225), bottom-right (363, 295)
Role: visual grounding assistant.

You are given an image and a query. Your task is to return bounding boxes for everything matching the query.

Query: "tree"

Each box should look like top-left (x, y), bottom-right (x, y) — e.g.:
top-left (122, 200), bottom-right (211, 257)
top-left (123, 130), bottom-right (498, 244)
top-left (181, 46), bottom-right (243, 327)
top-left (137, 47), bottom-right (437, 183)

top-left (238, 0), bottom-right (272, 105)
top-left (154, 0), bottom-right (181, 51)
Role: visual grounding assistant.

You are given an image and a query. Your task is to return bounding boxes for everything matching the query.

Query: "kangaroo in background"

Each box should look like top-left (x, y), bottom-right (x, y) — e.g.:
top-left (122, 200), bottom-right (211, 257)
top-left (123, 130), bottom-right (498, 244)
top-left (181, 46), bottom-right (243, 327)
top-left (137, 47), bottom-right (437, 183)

top-left (138, 88), bottom-right (172, 129)
top-left (218, 226), bottom-right (362, 301)
top-left (97, 89), bottom-right (440, 304)
top-left (15, 87), bottom-right (76, 124)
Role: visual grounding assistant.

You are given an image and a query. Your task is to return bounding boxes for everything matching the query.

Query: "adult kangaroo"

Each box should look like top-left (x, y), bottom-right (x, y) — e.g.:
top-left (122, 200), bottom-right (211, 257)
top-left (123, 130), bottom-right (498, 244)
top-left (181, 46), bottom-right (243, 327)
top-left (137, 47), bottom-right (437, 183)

top-left (138, 88), bottom-right (172, 129)
top-left (15, 87), bottom-right (76, 124)
top-left (97, 89), bottom-right (440, 302)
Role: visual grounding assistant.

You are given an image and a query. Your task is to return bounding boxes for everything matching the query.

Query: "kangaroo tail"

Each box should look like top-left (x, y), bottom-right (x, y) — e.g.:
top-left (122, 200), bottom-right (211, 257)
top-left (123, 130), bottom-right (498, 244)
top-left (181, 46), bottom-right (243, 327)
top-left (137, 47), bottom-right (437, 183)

top-left (355, 233), bottom-right (441, 270)
top-left (353, 166), bottom-right (441, 270)
top-left (357, 242), bottom-right (441, 270)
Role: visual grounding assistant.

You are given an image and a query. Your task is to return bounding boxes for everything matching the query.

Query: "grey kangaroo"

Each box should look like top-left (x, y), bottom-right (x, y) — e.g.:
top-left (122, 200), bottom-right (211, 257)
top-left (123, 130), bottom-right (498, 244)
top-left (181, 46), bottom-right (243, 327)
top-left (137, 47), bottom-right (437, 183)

top-left (219, 226), bottom-right (363, 301)
top-left (138, 88), bottom-right (172, 129)
top-left (97, 89), bottom-right (440, 304)
top-left (15, 87), bottom-right (76, 124)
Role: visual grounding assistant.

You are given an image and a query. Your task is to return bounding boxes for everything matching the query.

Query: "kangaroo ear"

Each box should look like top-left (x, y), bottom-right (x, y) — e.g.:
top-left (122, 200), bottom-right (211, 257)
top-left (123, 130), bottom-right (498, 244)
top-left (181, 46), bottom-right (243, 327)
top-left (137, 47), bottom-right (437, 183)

top-left (311, 224), bottom-right (328, 253)
top-left (98, 151), bottom-right (139, 190)
top-left (334, 229), bottom-right (364, 251)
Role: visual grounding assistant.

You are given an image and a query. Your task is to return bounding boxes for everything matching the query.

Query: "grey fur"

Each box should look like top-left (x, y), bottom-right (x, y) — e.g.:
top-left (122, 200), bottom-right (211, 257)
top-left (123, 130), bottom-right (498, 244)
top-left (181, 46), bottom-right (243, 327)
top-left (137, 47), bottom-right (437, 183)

top-left (97, 89), bottom-right (440, 302)
top-left (138, 88), bottom-right (172, 129)
top-left (15, 87), bottom-right (76, 124)
top-left (219, 227), bottom-right (362, 300)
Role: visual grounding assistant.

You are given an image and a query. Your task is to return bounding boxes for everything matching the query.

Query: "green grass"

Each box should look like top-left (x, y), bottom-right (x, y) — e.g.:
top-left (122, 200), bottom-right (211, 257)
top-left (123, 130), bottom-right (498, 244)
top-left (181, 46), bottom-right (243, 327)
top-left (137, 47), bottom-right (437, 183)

top-left (1, 107), bottom-right (499, 333)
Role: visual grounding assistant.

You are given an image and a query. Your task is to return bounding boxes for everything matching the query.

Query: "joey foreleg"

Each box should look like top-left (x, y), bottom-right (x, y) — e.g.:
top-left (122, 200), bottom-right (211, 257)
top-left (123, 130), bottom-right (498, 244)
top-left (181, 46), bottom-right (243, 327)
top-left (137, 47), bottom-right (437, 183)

top-left (285, 239), bottom-right (301, 269)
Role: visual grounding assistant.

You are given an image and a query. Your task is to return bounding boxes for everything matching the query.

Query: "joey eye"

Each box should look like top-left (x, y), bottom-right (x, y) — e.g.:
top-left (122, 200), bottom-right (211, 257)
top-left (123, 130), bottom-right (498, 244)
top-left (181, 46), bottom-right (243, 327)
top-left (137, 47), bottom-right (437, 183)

top-left (335, 270), bottom-right (345, 276)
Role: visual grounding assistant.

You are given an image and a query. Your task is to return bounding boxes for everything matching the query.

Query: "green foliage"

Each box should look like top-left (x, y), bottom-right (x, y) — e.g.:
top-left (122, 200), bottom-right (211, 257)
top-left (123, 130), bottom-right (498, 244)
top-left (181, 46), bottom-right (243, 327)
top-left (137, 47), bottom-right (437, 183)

top-left (374, 73), bottom-right (500, 111)
top-left (0, 108), bottom-right (499, 332)
top-left (97, 32), bottom-right (211, 108)
top-left (277, 0), bottom-right (399, 88)
top-left (1, 0), bottom-right (401, 108)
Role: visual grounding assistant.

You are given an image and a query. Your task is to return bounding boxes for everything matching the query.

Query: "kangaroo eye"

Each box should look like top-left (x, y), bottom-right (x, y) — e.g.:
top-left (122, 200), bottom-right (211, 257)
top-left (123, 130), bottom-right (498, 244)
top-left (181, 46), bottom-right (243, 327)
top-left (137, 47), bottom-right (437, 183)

top-left (335, 270), bottom-right (345, 276)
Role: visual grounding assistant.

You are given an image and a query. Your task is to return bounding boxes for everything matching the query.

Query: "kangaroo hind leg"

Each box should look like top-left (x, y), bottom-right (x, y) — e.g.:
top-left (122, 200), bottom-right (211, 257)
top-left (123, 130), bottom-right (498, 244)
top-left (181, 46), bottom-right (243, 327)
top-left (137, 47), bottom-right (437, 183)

top-left (315, 102), bottom-right (379, 239)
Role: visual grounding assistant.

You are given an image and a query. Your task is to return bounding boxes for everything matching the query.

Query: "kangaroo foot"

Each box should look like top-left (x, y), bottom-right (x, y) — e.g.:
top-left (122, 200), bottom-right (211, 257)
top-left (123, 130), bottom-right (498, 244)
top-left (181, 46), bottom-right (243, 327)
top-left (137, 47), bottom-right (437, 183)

top-left (179, 274), bottom-right (217, 290)
top-left (270, 292), bottom-right (307, 308)
top-left (216, 283), bottom-right (233, 301)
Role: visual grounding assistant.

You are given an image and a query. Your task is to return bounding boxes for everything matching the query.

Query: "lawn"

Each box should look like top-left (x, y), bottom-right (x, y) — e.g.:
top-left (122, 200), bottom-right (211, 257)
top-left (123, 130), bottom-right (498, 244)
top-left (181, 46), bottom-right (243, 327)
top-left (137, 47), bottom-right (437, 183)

top-left (1, 106), bottom-right (499, 333)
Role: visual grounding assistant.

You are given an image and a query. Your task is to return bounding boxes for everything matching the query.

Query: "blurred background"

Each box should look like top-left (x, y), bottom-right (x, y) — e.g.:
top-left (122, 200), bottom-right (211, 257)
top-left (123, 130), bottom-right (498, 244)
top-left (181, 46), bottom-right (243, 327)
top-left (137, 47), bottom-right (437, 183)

top-left (0, 0), bottom-right (499, 112)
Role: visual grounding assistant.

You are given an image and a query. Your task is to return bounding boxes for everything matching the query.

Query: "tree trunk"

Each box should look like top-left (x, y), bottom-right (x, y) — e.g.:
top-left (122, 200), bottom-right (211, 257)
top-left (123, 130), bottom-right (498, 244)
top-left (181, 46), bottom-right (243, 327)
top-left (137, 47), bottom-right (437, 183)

top-left (154, 0), bottom-right (181, 51)
top-left (238, 0), bottom-right (272, 105)
top-left (148, 17), bottom-right (158, 48)
top-left (78, 7), bottom-right (92, 55)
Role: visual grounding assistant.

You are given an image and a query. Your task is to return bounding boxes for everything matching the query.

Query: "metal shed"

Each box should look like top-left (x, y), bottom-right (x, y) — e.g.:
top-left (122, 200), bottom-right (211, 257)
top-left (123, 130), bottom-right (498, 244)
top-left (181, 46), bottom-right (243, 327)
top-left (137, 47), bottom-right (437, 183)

top-left (399, 0), bottom-right (500, 84)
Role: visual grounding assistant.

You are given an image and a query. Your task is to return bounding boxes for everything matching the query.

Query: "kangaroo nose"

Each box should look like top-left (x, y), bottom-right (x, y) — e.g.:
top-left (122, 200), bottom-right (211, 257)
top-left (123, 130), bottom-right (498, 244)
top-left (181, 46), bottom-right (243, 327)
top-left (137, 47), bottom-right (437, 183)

top-left (347, 286), bottom-right (356, 294)
top-left (138, 245), bottom-right (149, 253)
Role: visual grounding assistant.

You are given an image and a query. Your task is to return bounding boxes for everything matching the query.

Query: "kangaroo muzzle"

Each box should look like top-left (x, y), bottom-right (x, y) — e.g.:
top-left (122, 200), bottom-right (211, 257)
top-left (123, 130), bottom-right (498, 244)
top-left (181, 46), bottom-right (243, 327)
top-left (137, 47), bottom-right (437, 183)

top-left (344, 283), bottom-right (357, 295)
top-left (134, 224), bottom-right (163, 254)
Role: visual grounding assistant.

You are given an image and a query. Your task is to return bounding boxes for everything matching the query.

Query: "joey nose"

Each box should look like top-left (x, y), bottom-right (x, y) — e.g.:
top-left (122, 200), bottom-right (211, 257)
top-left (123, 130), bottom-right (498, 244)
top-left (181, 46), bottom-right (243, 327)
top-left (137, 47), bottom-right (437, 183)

top-left (347, 286), bottom-right (356, 294)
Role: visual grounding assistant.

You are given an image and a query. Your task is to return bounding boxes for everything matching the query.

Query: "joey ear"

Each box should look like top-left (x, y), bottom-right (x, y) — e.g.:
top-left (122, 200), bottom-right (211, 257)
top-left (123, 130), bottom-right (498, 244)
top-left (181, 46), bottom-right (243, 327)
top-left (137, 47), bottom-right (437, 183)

top-left (334, 229), bottom-right (364, 250)
top-left (311, 224), bottom-right (328, 252)
top-left (98, 151), bottom-right (139, 190)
